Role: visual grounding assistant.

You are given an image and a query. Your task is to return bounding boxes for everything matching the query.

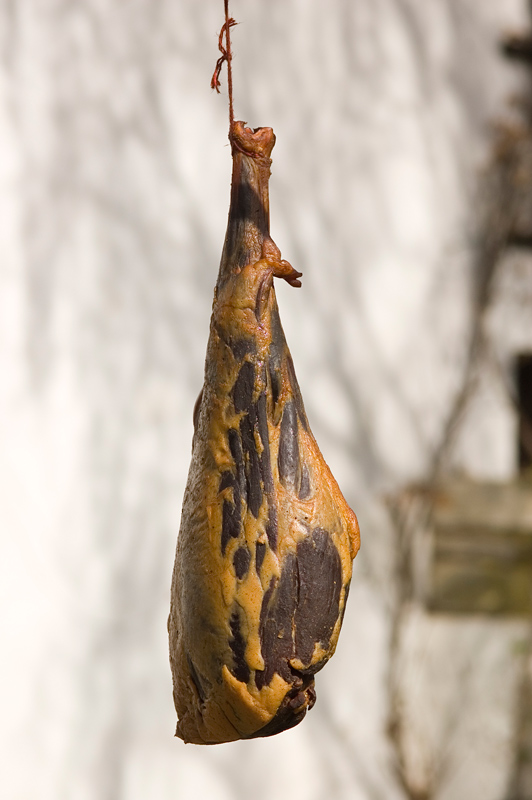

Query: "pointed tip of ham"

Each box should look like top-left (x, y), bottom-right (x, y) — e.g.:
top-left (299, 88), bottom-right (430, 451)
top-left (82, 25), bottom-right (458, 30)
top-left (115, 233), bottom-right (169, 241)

top-left (230, 121), bottom-right (276, 159)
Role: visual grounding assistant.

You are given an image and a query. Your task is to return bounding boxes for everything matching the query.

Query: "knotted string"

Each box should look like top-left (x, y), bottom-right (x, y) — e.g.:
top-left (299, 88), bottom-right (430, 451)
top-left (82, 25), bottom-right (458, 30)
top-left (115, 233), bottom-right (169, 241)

top-left (211, 0), bottom-right (237, 134)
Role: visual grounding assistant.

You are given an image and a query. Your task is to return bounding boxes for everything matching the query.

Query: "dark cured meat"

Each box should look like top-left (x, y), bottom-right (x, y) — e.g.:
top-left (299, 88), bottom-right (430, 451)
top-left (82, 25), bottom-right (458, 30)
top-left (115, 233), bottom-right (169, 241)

top-left (168, 122), bottom-right (360, 744)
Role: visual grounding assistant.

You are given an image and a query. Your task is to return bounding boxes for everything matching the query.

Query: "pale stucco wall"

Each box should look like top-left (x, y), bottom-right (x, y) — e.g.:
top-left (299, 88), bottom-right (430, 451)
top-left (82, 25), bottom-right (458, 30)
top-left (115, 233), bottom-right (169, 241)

top-left (0, 2), bottom-right (529, 799)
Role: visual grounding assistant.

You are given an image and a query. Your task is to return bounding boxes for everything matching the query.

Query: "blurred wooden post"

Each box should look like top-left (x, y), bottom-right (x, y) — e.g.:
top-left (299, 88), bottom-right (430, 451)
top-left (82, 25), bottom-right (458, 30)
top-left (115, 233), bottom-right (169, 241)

top-left (498, 27), bottom-right (532, 798)
top-left (427, 480), bottom-right (532, 617)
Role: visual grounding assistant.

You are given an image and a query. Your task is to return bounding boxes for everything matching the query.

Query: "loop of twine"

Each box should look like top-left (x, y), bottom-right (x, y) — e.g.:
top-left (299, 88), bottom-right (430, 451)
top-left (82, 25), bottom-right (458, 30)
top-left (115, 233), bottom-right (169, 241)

top-left (210, 0), bottom-right (236, 133)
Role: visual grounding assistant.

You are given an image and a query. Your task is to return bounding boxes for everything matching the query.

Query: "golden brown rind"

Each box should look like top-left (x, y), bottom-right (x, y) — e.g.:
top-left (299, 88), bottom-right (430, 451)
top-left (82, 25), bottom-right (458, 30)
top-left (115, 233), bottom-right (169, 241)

top-left (168, 125), bottom-right (360, 745)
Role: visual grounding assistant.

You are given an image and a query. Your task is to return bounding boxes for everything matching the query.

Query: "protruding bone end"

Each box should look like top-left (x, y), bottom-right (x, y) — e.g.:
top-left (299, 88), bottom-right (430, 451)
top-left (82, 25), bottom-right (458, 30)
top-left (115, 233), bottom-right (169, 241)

top-left (230, 121), bottom-right (276, 159)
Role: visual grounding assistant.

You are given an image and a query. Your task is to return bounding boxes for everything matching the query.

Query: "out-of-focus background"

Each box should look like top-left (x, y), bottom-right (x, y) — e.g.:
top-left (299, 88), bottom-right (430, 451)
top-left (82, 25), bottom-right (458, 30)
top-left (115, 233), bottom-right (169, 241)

top-left (2, 1), bottom-right (532, 798)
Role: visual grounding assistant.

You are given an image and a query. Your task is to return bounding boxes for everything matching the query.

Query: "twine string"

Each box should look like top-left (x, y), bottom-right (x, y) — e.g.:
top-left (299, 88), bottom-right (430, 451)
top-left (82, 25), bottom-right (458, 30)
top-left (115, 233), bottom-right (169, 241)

top-left (210, 0), bottom-right (236, 133)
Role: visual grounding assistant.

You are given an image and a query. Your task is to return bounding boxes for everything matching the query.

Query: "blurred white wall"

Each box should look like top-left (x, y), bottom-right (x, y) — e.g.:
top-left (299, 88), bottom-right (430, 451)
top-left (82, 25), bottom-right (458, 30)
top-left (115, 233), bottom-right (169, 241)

top-left (0, 1), bottom-right (529, 799)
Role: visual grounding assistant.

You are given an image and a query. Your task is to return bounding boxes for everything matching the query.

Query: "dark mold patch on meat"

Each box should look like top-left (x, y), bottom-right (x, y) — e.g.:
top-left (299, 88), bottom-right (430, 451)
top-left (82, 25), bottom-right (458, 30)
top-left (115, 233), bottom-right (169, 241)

top-left (229, 610), bottom-right (250, 684)
top-left (233, 546), bottom-right (251, 580)
top-left (278, 401), bottom-right (300, 490)
top-left (294, 528), bottom-right (342, 665)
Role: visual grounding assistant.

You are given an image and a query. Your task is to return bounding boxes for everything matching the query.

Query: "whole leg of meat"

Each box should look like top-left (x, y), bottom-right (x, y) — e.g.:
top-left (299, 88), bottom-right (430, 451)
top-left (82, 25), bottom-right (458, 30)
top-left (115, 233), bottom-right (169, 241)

top-left (168, 122), bottom-right (360, 745)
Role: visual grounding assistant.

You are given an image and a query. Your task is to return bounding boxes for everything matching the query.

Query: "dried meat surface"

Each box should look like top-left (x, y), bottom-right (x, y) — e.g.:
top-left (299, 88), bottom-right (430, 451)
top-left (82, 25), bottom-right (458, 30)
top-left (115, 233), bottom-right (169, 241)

top-left (168, 123), bottom-right (360, 744)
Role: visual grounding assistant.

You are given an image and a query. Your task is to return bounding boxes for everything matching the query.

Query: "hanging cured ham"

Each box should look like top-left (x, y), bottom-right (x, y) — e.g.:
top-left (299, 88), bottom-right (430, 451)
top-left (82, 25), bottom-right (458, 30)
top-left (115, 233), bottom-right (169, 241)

top-left (168, 121), bottom-right (360, 744)
top-left (168, 11), bottom-right (360, 745)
